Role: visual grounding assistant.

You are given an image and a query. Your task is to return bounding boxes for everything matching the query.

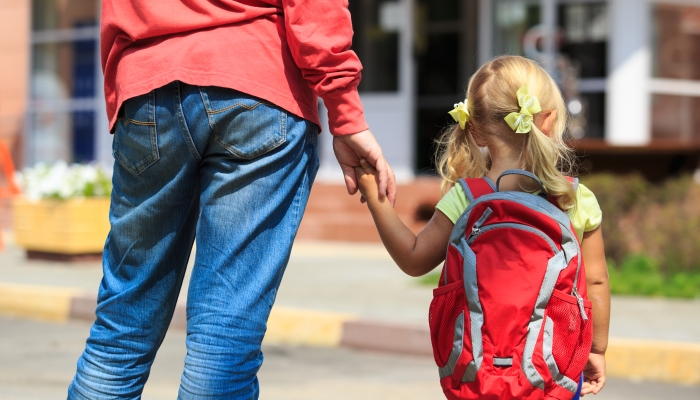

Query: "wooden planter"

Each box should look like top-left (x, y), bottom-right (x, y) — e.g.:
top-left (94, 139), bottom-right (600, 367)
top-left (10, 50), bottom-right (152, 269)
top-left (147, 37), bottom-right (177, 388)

top-left (12, 197), bottom-right (110, 260)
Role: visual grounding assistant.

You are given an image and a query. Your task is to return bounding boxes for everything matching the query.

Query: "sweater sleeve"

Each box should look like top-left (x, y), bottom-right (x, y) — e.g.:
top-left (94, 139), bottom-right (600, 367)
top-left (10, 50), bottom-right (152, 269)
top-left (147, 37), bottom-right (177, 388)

top-left (281, 0), bottom-right (368, 135)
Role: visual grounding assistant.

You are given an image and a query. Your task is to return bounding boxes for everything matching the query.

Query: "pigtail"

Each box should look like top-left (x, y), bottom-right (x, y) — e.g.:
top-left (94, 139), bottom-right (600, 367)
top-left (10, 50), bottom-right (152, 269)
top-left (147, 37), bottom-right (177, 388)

top-left (524, 125), bottom-right (577, 210)
top-left (437, 124), bottom-right (487, 196)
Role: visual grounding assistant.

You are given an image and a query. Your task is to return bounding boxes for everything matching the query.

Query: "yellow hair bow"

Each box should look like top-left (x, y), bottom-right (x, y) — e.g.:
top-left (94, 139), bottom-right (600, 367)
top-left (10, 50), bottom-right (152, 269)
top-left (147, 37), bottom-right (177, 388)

top-left (448, 100), bottom-right (470, 130)
top-left (504, 84), bottom-right (542, 134)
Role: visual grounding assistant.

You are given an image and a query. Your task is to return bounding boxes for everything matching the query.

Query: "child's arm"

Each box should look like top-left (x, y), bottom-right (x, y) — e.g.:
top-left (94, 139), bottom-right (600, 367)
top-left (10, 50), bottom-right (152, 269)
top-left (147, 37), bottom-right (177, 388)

top-left (580, 226), bottom-right (610, 396)
top-left (355, 159), bottom-right (453, 277)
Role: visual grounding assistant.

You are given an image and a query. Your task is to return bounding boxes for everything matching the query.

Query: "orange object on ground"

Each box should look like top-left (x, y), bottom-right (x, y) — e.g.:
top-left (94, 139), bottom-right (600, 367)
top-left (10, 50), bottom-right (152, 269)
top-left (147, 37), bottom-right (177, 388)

top-left (0, 139), bottom-right (20, 251)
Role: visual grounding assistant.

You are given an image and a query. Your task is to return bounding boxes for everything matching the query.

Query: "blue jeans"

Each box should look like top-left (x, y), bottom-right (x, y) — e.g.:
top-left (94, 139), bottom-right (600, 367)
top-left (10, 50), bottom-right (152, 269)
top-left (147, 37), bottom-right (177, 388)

top-left (68, 82), bottom-right (319, 399)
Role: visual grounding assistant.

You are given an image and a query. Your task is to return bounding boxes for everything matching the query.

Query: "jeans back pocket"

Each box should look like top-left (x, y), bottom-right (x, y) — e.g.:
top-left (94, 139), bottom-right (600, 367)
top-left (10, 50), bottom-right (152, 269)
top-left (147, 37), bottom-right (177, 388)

top-left (113, 91), bottom-right (159, 175)
top-left (200, 87), bottom-right (286, 160)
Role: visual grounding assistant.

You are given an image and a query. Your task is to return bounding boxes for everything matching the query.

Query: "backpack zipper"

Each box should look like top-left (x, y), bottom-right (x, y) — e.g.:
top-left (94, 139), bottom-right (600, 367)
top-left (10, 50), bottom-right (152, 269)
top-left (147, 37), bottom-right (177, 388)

top-left (467, 222), bottom-right (559, 254)
top-left (572, 287), bottom-right (589, 321)
top-left (467, 207), bottom-right (493, 241)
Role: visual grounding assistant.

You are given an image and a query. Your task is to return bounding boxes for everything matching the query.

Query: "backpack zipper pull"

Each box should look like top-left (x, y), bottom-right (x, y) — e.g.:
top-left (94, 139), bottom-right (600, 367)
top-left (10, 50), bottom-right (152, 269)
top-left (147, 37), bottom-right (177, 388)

top-left (468, 207), bottom-right (493, 241)
top-left (572, 288), bottom-right (589, 321)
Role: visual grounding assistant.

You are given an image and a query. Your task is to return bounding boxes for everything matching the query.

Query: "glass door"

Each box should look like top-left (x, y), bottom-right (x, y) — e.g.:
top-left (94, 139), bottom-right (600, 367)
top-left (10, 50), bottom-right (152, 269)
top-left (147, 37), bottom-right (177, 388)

top-left (481, 0), bottom-right (609, 141)
top-left (317, 0), bottom-right (416, 181)
top-left (414, 0), bottom-right (479, 173)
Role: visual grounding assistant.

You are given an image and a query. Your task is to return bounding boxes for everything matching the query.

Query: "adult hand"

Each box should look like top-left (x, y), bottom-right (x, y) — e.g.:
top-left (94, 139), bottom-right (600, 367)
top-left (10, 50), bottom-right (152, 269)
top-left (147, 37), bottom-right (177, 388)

top-left (333, 129), bottom-right (396, 206)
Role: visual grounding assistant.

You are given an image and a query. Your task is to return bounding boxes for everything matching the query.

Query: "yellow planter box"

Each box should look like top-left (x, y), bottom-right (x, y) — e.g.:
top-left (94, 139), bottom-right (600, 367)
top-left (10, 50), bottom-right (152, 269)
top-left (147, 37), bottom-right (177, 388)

top-left (12, 197), bottom-right (111, 254)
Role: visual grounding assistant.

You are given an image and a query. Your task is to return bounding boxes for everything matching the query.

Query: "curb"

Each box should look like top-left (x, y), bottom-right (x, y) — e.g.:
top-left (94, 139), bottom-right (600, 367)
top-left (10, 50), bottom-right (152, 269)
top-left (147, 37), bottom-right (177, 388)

top-left (0, 282), bottom-right (82, 322)
top-left (1, 282), bottom-right (699, 386)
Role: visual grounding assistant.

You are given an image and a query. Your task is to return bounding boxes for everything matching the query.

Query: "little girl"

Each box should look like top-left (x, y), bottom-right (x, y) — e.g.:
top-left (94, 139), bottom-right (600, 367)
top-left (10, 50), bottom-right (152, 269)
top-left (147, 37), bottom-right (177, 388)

top-left (355, 55), bottom-right (609, 399)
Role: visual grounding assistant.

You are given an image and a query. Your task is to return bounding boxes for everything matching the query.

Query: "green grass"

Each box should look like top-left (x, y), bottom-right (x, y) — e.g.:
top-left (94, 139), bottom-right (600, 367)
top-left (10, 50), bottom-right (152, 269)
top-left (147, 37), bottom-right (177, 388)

top-left (419, 271), bottom-right (441, 286)
top-left (417, 254), bottom-right (700, 299)
top-left (608, 255), bottom-right (700, 299)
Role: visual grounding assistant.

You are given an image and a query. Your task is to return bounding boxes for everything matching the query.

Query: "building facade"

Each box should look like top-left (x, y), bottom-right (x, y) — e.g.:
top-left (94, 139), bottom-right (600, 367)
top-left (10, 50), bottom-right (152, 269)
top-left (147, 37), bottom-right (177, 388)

top-left (319, 0), bottom-right (700, 182)
top-left (2, 0), bottom-right (700, 181)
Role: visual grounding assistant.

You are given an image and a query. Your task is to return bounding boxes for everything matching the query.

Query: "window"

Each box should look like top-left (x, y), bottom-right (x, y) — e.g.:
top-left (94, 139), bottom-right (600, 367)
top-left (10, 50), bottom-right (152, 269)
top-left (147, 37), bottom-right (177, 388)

top-left (652, 95), bottom-right (700, 141)
top-left (653, 4), bottom-right (700, 80)
top-left (558, 2), bottom-right (607, 79)
top-left (349, 0), bottom-right (400, 92)
top-left (29, 0), bottom-right (99, 165)
top-left (414, 0), bottom-right (478, 173)
top-left (650, 4), bottom-right (700, 142)
top-left (492, 0), bottom-right (541, 58)
top-left (557, 2), bottom-right (608, 140)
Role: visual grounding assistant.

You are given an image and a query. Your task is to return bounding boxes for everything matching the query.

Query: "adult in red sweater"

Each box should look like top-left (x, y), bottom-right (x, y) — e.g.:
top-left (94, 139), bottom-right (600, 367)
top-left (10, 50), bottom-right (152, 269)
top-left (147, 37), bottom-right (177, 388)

top-left (68, 1), bottom-right (395, 398)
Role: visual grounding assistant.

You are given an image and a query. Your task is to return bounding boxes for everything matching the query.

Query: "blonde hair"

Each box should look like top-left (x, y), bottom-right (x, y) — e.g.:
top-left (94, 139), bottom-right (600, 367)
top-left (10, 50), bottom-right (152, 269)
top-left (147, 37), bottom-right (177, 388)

top-left (436, 55), bottom-right (577, 210)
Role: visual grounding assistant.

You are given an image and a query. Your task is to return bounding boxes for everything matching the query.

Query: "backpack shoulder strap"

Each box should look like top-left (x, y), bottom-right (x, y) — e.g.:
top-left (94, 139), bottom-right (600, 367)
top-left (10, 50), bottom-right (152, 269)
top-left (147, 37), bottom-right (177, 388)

top-left (458, 177), bottom-right (496, 203)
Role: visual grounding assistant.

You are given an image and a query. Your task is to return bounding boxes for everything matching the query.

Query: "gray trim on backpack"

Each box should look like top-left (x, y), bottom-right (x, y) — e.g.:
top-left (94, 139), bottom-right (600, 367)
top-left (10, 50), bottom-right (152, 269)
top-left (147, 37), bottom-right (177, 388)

top-left (439, 311), bottom-right (465, 379)
top-left (461, 241), bottom-right (485, 374)
top-left (483, 176), bottom-right (497, 191)
top-left (461, 359), bottom-right (478, 383)
top-left (543, 316), bottom-right (579, 393)
top-left (521, 250), bottom-right (569, 389)
top-left (496, 169), bottom-right (547, 195)
top-left (446, 189), bottom-right (583, 389)
top-left (493, 357), bottom-right (514, 367)
top-left (458, 179), bottom-right (476, 203)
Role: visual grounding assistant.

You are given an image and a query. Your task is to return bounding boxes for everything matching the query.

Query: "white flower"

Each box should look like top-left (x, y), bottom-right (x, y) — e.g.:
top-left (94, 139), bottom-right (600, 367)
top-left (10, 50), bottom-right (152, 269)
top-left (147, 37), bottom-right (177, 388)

top-left (17, 162), bottom-right (112, 201)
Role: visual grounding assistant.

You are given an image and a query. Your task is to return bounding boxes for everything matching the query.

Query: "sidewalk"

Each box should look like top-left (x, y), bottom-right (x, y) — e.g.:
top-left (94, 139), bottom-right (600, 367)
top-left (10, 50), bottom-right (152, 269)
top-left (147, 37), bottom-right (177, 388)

top-left (1, 232), bottom-right (699, 385)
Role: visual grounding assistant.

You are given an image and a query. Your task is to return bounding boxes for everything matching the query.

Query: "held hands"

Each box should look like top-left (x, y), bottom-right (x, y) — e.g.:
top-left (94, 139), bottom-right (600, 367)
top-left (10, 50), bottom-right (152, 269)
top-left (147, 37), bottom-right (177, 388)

top-left (580, 353), bottom-right (606, 396)
top-left (354, 158), bottom-right (381, 204)
top-left (333, 129), bottom-right (396, 206)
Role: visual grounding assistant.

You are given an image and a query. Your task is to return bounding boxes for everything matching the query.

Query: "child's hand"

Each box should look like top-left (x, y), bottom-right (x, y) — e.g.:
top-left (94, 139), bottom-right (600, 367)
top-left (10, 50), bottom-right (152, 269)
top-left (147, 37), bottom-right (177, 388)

top-left (580, 353), bottom-right (606, 396)
top-left (354, 158), bottom-right (380, 203)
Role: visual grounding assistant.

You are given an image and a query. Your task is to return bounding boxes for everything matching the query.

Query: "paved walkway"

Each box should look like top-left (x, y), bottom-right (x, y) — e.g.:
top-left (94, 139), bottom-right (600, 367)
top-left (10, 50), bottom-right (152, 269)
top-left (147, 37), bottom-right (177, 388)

top-left (5, 316), bottom-right (698, 400)
top-left (1, 234), bottom-right (699, 343)
top-left (3, 232), bottom-right (700, 387)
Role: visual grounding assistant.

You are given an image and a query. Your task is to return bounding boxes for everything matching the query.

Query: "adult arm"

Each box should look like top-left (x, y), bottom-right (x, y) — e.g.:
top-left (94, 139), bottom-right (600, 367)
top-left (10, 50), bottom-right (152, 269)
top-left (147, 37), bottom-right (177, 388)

top-left (281, 0), bottom-right (396, 204)
top-left (580, 226), bottom-right (610, 396)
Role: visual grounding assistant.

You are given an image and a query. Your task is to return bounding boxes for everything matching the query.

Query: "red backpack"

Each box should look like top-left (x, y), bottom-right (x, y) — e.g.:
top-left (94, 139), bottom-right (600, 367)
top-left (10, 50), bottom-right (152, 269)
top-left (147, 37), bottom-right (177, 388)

top-left (429, 170), bottom-right (592, 400)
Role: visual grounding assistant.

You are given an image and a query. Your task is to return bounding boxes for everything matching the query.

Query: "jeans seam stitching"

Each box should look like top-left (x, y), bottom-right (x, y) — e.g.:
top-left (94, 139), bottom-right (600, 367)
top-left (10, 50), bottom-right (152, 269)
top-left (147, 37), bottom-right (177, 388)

top-left (120, 119), bottom-right (156, 126)
top-left (175, 82), bottom-right (202, 161)
top-left (150, 91), bottom-right (160, 165)
top-left (197, 86), bottom-right (216, 138)
top-left (280, 109), bottom-right (287, 145)
top-left (112, 91), bottom-right (160, 176)
top-left (205, 101), bottom-right (262, 115)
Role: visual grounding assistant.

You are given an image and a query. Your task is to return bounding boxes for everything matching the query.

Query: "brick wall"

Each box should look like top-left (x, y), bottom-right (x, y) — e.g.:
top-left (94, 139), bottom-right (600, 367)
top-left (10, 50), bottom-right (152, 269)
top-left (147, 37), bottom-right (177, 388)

top-left (297, 178), bottom-right (442, 243)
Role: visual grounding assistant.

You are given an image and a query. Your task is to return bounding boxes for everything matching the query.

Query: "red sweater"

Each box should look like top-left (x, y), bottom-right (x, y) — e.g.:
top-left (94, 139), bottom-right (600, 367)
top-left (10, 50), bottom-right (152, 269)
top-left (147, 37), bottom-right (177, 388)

top-left (101, 0), bottom-right (368, 136)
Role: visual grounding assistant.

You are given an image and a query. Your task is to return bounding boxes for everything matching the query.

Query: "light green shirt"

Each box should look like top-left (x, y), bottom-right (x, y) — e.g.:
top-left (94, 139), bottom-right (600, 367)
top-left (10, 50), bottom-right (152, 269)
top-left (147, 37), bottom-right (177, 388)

top-left (436, 182), bottom-right (602, 243)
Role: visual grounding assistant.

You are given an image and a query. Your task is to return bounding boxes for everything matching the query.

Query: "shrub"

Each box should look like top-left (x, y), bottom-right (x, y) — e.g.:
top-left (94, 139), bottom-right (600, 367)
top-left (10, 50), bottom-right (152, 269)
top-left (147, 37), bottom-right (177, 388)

top-left (579, 173), bottom-right (648, 264)
top-left (632, 178), bottom-right (700, 275)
